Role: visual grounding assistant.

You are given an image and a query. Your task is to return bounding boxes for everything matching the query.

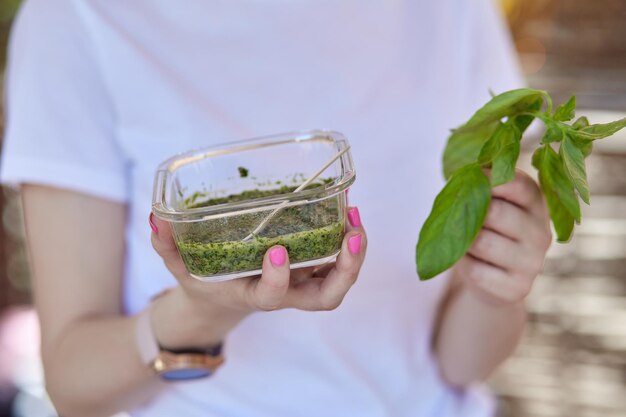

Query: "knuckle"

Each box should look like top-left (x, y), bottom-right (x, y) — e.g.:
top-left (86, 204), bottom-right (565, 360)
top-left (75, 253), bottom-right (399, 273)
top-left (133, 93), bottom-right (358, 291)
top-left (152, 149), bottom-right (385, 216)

top-left (347, 271), bottom-right (359, 285)
top-left (516, 170), bottom-right (534, 186)
top-left (473, 232), bottom-right (492, 254)
top-left (512, 278), bottom-right (532, 300)
top-left (262, 278), bottom-right (289, 291)
top-left (531, 257), bottom-right (545, 275)
top-left (254, 297), bottom-right (282, 312)
top-left (337, 261), bottom-right (361, 282)
top-left (464, 260), bottom-right (482, 282)
top-left (319, 294), bottom-right (343, 311)
top-left (486, 200), bottom-right (505, 225)
top-left (151, 234), bottom-right (161, 252)
top-left (542, 230), bottom-right (553, 251)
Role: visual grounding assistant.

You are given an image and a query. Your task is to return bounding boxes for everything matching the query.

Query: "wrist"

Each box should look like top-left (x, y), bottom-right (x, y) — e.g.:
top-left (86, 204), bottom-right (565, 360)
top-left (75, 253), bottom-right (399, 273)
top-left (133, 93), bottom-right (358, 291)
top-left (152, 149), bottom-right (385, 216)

top-left (150, 286), bottom-right (245, 350)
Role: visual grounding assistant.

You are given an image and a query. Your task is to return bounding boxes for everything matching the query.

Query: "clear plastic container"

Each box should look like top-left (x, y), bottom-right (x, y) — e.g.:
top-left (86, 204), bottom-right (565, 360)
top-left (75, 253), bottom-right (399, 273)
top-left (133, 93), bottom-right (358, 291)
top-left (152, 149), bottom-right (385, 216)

top-left (152, 130), bottom-right (356, 282)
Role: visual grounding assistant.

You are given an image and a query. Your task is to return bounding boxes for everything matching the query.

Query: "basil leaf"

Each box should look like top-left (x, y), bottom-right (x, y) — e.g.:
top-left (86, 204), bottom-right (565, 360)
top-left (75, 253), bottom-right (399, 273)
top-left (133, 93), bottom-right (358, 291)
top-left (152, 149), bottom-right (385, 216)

top-left (579, 117), bottom-right (626, 140)
top-left (442, 121), bottom-right (499, 179)
top-left (491, 128), bottom-right (521, 187)
top-left (532, 146), bottom-right (579, 242)
top-left (416, 164), bottom-right (491, 280)
top-left (572, 116), bottom-right (590, 130)
top-left (477, 122), bottom-right (505, 165)
top-left (580, 141), bottom-right (593, 158)
top-left (541, 121), bottom-right (564, 144)
top-left (513, 97), bottom-right (542, 133)
top-left (478, 123), bottom-right (521, 186)
top-left (560, 135), bottom-right (590, 204)
top-left (569, 118), bottom-right (593, 157)
top-left (456, 88), bottom-right (545, 132)
top-left (553, 96), bottom-right (576, 122)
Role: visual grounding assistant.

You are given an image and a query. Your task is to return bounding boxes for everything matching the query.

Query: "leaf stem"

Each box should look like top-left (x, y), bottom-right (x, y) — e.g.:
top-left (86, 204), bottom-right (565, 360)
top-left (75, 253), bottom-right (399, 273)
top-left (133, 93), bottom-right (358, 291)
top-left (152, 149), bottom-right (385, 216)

top-left (540, 91), bottom-right (553, 115)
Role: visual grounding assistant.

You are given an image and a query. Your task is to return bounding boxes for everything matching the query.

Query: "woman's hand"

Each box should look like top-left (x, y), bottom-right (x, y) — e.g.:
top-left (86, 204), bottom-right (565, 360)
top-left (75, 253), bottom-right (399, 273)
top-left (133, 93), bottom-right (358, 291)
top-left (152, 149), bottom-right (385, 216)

top-left (436, 171), bottom-right (552, 386)
top-left (451, 170), bottom-right (552, 306)
top-left (149, 206), bottom-right (367, 348)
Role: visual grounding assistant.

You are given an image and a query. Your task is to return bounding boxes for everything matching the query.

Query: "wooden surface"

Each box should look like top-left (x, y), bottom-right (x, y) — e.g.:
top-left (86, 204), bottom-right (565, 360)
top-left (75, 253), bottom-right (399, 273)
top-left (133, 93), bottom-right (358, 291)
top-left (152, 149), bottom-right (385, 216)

top-left (492, 1), bottom-right (626, 416)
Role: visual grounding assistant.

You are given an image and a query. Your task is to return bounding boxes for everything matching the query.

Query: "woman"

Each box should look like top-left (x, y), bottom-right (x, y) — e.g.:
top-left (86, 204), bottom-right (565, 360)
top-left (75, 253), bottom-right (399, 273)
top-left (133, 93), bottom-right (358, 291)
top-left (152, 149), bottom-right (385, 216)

top-left (0, 0), bottom-right (551, 416)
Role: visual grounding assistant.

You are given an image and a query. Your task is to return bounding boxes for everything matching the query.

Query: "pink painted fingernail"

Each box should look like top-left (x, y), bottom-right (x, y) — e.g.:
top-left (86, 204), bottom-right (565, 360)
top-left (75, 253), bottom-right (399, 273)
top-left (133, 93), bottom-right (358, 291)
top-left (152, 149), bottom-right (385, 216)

top-left (269, 246), bottom-right (286, 266)
top-left (347, 207), bottom-right (361, 228)
top-left (149, 213), bottom-right (158, 234)
top-left (348, 234), bottom-right (362, 255)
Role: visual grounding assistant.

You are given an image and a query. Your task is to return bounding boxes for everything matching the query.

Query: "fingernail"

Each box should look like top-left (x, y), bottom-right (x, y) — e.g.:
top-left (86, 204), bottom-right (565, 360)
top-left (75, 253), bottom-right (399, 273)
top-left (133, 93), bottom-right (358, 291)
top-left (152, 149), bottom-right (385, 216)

top-left (269, 246), bottom-right (286, 267)
top-left (348, 234), bottom-right (362, 255)
top-left (149, 213), bottom-right (158, 234)
top-left (347, 207), bottom-right (361, 228)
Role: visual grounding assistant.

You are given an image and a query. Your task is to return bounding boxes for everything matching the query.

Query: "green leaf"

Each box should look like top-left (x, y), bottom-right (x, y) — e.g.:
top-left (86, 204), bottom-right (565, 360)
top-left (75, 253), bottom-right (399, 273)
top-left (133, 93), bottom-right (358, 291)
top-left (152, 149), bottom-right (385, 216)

top-left (541, 121), bottom-right (564, 144)
top-left (456, 88), bottom-right (545, 132)
top-left (569, 117), bottom-right (593, 157)
top-left (532, 146), bottom-right (580, 242)
top-left (553, 96), bottom-right (576, 122)
top-left (416, 164), bottom-right (491, 280)
top-left (572, 116), bottom-right (590, 130)
top-left (442, 121), bottom-right (499, 179)
top-left (492, 131), bottom-right (521, 187)
top-left (478, 123), bottom-right (521, 186)
top-left (578, 117), bottom-right (626, 140)
top-left (560, 135), bottom-right (590, 204)
top-left (580, 141), bottom-right (593, 158)
top-left (478, 123), bottom-right (505, 165)
top-left (513, 98), bottom-right (542, 133)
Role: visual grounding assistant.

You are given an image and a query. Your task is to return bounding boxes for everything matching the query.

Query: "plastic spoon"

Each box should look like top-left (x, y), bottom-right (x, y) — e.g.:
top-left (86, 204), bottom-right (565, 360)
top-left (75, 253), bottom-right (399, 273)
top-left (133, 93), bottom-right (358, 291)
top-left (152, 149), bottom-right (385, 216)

top-left (242, 146), bottom-right (351, 242)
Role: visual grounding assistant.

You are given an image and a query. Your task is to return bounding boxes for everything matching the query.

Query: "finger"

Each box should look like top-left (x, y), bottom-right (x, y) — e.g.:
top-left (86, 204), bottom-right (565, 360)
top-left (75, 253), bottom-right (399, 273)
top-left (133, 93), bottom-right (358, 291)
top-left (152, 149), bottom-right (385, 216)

top-left (317, 231), bottom-right (366, 309)
top-left (485, 198), bottom-right (553, 251)
top-left (283, 231), bottom-right (366, 311)
top-left (149, 213), bottom-right (190, 278)
top-left (456, 256), bottom-right (530, 304)
top-left (346, 206), bottom-right (362, 231)
top-left (283, 207), bottom-right (365, 310)
top-left (468, 229), bottom-right (526, 271)
top-left (246, 246), bottom-right (290, 311)
top-left (492, 170), bottom-right (545, 218)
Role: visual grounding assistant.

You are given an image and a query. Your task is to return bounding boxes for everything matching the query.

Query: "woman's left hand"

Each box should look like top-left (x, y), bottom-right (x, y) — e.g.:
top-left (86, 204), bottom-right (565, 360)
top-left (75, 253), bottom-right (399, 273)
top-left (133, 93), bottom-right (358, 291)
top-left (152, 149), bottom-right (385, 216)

top-left (451, 170), bottom-right (553, 306)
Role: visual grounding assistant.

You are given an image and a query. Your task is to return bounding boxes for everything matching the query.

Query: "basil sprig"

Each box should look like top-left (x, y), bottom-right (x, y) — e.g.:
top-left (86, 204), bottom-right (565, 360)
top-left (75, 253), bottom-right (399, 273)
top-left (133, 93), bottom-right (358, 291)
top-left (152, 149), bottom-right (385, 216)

top-left (417, 88), bottom-right (626, 280)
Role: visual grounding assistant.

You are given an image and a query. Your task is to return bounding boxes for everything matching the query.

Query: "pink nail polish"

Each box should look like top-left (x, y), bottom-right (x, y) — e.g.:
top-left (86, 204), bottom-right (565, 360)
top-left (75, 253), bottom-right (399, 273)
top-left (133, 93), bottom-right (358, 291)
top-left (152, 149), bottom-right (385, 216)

top-left (269, 247), bottom-right (286, 266)
top-left (149, 213), bottom-right (158, 234)
top-left (347, 207), bottom-right (361, 228)
top-left (348, 234), bottom-right (362, 255)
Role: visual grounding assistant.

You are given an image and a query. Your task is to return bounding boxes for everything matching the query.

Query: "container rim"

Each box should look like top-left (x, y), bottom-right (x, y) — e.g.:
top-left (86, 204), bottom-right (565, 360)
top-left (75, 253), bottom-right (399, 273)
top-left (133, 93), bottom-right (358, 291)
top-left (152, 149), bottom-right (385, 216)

top-left (151, 129), bottom-right (356, 222)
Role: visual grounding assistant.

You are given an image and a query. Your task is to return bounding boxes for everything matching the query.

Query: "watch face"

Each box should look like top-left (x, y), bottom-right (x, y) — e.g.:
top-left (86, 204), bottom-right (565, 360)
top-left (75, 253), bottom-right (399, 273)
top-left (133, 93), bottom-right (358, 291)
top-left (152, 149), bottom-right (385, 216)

top-left (160, 368), bottom-right (211, 381)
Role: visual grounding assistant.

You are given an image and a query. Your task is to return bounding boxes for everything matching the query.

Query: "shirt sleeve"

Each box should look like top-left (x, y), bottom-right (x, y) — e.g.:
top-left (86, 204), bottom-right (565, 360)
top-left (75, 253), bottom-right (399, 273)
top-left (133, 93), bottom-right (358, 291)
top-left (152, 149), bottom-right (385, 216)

top-left (0, 0), bottom-right (128, 203)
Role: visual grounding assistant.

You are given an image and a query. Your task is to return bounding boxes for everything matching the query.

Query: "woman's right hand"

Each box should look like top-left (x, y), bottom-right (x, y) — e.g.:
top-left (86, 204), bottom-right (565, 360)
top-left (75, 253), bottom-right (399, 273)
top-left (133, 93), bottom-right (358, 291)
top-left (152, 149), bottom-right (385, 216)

top-left (148, 207), bottom-right (366, 350)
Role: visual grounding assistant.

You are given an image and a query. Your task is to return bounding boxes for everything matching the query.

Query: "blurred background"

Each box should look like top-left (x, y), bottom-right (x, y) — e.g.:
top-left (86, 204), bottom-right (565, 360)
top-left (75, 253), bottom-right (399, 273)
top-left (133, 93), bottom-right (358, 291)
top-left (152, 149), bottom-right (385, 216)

top-left (0, 1), bottom-right (625, 416)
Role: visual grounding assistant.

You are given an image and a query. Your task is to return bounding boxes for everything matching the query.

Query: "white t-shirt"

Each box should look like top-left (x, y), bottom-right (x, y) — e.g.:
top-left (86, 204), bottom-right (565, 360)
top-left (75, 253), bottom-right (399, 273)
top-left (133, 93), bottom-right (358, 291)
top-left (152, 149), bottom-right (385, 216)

top-left (1, 1), bottom-right (523, 416)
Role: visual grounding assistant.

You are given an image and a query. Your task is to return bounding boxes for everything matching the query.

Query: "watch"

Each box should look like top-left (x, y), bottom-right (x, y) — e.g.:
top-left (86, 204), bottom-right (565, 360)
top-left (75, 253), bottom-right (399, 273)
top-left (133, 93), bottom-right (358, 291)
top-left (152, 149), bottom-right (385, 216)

top-left (134, 299), bottom-right (224, 381)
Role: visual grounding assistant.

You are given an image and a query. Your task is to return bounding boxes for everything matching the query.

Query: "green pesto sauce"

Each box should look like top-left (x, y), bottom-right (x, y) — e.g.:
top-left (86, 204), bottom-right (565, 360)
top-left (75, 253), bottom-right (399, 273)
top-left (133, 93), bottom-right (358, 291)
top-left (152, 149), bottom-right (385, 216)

top-left (177, 222), bottom-right (343, 277)
top-left (175, 179), bottom-right (343, 277)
